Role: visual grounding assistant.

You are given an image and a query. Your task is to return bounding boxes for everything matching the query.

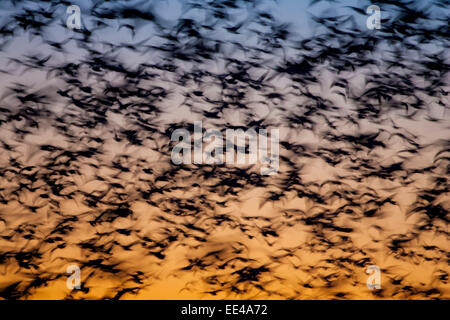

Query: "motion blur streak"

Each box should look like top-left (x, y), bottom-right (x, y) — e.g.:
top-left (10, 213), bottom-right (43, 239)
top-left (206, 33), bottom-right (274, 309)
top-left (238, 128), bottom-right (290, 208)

top-left (0, 0), bottom-right (448, 300)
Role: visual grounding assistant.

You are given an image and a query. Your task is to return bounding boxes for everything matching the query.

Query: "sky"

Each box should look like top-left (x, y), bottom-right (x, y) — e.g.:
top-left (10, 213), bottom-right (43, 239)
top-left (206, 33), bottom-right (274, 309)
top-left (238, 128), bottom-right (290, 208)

top-left (0, 0), bottom-right (448, 300)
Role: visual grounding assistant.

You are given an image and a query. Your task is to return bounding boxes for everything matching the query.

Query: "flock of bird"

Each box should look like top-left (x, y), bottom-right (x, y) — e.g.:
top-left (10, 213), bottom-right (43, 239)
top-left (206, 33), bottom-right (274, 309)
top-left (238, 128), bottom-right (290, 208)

top-left (0, 0), bottom-right (448, 299)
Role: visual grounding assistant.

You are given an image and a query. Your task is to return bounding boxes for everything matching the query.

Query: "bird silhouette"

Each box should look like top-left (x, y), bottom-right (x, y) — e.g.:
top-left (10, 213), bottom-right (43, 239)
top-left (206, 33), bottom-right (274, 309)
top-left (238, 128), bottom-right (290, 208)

top-left (0, 0), bottom-right (447, 300)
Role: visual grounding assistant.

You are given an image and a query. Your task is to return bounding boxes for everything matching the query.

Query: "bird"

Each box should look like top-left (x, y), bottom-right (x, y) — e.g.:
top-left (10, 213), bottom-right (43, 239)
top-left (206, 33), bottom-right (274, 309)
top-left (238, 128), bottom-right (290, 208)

top-left (0, 0), bottom-right (447, 300)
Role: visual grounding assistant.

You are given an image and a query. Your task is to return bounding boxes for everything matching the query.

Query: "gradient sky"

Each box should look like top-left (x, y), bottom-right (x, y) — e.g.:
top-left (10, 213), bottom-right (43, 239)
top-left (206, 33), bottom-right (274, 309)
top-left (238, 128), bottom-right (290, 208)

top-left (0, 0), bottom-right (448, 300)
